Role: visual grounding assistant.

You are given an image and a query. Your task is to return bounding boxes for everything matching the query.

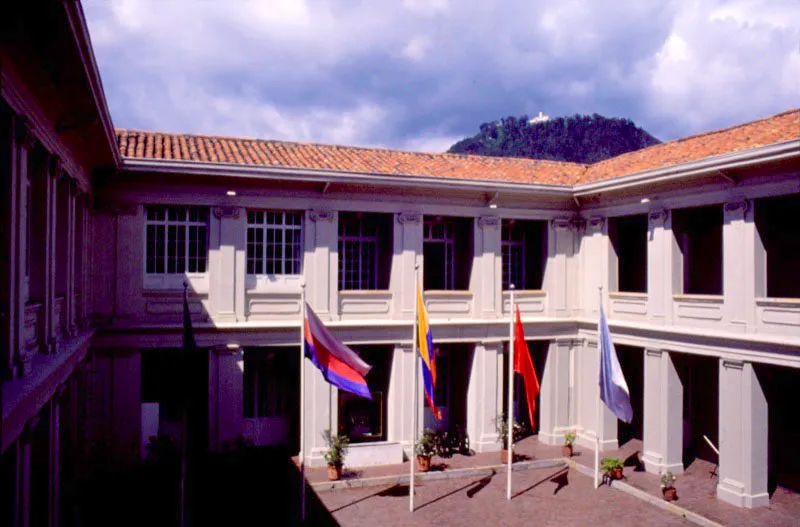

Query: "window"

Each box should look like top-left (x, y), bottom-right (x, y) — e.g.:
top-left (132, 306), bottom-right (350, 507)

top-left (609, 215), bottom-right (648, 293)
top-left (673, 205), bottom-right (723, 295)
top-left (502, 219), bottom-right (546, 290)
top-left (755, 194), bottom-right (800, 298)
top-left (338, 212), bottom-right (392, 290)
top-left (423, 216), bottom-right (472, 290)
top-left (146, 206), bottom-right (208, 274)
top-left (247, 210), bottom-right (303, 275)
top-left (338, 346), bottom-right (390, 443)
top-left (243, 349), bottom-right (296, 419)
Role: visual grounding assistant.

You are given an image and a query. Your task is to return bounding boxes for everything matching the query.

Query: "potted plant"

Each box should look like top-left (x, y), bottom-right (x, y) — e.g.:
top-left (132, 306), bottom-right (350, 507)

top-left (495, 414), bottom-right (524, 463)
top-left (600, 457), bottom-right (624, 481)
top-left (416, 428), bottom-right (437, 472)
top-left (562, 430), bottom-right (576, 457)
top-left (322, 429), bottom-right (349, 481)
top-left (661, 471), bottom-right (678, 501)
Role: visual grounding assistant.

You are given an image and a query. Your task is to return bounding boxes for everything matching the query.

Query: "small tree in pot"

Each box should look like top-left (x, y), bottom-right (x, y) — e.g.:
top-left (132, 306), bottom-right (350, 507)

top-left (416, 428), bottom-right (437, 472)
top-left (322, 429), bottom-right (349, 481)
top-left (601, 457), bottom-right (624, 482)
top-left (562, 430), bottom-right (576, 457)
top-left (661, 471), bottom-right (678, 501)
top-left (495, 413), bottom-right (524, 463)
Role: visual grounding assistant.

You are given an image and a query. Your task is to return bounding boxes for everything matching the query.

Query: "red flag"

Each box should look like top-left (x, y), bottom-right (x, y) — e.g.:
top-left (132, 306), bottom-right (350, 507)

top-left (514, 306), bottom-right (540, 430)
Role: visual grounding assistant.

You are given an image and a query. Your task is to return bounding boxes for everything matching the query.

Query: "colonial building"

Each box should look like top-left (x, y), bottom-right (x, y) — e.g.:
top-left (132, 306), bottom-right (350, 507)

top-left (1, 2), bottom-right (799, 525)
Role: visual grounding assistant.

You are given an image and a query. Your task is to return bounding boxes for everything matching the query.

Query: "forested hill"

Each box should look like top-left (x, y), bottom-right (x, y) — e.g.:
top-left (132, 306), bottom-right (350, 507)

top-left (447, 114), bottom-right (661, 164)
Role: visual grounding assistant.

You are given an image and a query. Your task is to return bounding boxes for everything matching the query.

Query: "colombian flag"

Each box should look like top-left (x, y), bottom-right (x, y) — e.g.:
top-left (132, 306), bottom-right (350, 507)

top-left (304, 303), bottom-right (372, 399)
top-left (417, 285), bottom-right (441, 420)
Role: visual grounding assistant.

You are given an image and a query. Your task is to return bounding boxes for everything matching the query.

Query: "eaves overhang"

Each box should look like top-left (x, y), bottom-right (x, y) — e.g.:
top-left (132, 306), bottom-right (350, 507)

top-left (573, 139), bottom-right (800, 198)
top-left (119, 157), bottom-right (575, 198)
top-left (62, 0), bottom-right (122, 167)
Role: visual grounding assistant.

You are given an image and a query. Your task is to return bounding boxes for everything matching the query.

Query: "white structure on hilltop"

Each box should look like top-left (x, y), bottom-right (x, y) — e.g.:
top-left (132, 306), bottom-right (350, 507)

top-left (529, 111), bottom-right (550, 124)
top-left (2, 3), bottom-right (800, 525)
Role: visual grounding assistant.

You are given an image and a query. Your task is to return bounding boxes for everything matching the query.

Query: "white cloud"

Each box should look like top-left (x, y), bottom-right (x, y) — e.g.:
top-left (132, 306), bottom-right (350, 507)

top-left (83, 0), bottom-right (800, 149)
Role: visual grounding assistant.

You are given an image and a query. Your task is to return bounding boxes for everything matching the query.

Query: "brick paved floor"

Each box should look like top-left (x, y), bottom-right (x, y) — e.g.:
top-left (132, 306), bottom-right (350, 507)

top-left (306, 435), bottom-right (800, 526)
top-left (315, 465), bottom-right (691, 526)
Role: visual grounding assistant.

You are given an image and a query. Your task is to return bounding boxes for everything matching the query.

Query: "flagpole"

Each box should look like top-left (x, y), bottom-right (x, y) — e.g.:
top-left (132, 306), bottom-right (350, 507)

top-left (595, 285), bottom-right (602, 489)
top-left (507, 284), bottom-right (515, 500)
top-left (410, 265), bottom-right (420, 512)
top-left (300, 281), bottom-right (307, 522)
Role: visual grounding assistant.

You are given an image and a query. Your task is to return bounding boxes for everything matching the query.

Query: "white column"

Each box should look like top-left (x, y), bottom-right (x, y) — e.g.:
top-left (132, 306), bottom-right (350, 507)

top-left (15, 125), bottom-right (35, 375)
top-left (208, 345), bottom-right (244, 450)
top-left (387, 344), bottom-right (413, 450)
top-left (646, 210), bottom-right (672, 325)
top-left (113, 205), bottom-right (144, 318)
top-left (580, 217), bottom-right (609, 317)
top-left (538, 339), bottom-right (572, 446)
top-left (474, 217), bottom-right (501, 318)
top-left (466, 341), bottom-right (503, 452)
top-left (15, 428), bottom-right (32, 527)
top-left (305, 210), bottom-right (337, 318)
top-left (45, 157), bottom-right (58, 352)
top-left (545, 218), bottom-right (577, 318)
top-left (575, 339), bottom-right (617, 450)
top-left (210, 206), bottom-right (244, 323)
top-left (642, 349), bottom-right (684, 474)
top-left (0, 110), bottom-right (16, 377)
top-left (717, 360), bottom-right (769, 508)
top-left (65, 181), bottom-right (76, 336)
top-left (723, 200), bottom-right (758, 332)
top-left (49, 394), bottom-right (62, 527)
top-left (303, 345), bottom-right (338, 466)
top-left (391, 212), bottom-right (422, 320)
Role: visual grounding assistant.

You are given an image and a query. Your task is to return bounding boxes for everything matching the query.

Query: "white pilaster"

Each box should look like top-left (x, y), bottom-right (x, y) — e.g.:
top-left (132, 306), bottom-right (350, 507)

top-left (210, 206), bottom-right (244, 323)
top-left (646, 210), bottom-right (671, 325)
top-left (0, 110), bottom-right (17, 378)
top-left (111, 348), bottom-right (142, 466)
top-left (580, 216), bottom-right (609, 317)
top-left (467, 341), bottom-right (502, 452)
top-left (642, 349), bottom-right (684, 474)
top-left (388, 344), bottom-right (413, 450)
top-left (391, 212), bottom-right (422, 320)
top-left (208, 345), bottom-right (244, 450)
top-left (538, 339), bottom-right (572, 446)
top-left (723, 200), bottom-right (758, 332)
top-left (65, 181), bottom-right (77, 336)
top-left (545, 218), bottom-right (576, 318)
top-left (575, 339), bottom-right (618, 450)
top-left (306, 210), bottom-right (337, 318)
top-left (717, 360), bottom-right (769, 508)
top-left (473, 216), bottom-right (501, 318)
top-left (303, 346), bottom-right (338, 466)
top-left (16, 432), bottom-right (32, 527)
top-left (14, 123), bottom-right (35, 376)
top-left (49, 394), bottom-right (62, 527)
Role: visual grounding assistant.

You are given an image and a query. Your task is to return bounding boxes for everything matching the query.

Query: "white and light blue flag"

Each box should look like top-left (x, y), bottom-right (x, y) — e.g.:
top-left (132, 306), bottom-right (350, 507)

top-left (598, 303), bottom-right (633, 423)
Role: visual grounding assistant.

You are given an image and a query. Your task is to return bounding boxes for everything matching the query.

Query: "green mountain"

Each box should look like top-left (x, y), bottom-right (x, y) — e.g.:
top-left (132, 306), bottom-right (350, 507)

top-left (448, 113), bottom-right (661, 163)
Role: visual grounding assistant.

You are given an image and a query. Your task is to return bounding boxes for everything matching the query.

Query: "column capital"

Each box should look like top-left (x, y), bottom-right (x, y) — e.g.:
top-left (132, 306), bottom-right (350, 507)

top-left (645, 348), bottom-right (663, 358)
top-left (722, 359), bottom-right (745, 370)
top-left (477, 216), bottom-right (499, 229)
top-left (212, 205), bottom-right (241, 219)
top-left (213, 343), bottom-right (243, 354)
top-left (396, 211), bottom-right (421, 225)
top-left (96, 200), bottom-right (138, 216)
top-left (14, 118), bottom-right (36, 150)
top-left (587, 216), bottom-right (604, 230)
top-left (309, 209), bottom-right (334, 222)
top-left (648, 209), bottom-right (669, 226)
top-left (724, 199), bottom-right (749, 217)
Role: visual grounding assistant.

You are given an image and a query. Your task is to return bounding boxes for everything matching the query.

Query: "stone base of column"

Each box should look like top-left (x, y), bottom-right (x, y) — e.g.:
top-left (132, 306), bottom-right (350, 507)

top-left (717, 478), bottom-right (770, 508)
top-left (641, 451), bottom-right (684, 475)
top-left (471, 433), bottom-right (500, 453)
top-left (539, 426), bottom-right (573, 446)
top-left (575, 431), bottom-right (618, 451)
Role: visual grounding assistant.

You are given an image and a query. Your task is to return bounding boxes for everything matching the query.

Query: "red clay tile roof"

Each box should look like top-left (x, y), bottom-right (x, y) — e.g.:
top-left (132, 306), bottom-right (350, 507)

top-left (116, 108), bottom-right (800, 187)
top-left (115, 130), bottom-right (586, 186)
top-left (581, 108), bottom-right (800, 184)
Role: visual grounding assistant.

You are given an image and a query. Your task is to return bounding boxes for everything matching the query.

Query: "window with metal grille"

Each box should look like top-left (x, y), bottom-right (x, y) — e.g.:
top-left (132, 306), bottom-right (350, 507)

top-left (145, 206), bottom-right (208, 274)
top-left (501, 219), bottom-right (546, 291)
top-left (338, 213), bottom-right (379, 290)
top-left (423, 218), bottom-right (455, 290)
top-left (246, 210), bottom-right (303, 275)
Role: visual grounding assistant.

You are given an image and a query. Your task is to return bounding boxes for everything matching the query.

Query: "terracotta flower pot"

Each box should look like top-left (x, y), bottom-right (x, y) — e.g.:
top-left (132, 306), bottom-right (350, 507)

top-left (500, 448), bottom-right (512, 464)
top-left (327, 464), bottom-right (342, 481)
top-left (610, 467), bottom-right (623, 480)
top-left (663, 487), bottom-right (678, 501)
top-left (417, 455), bottom-right (431, 472)
top-left (561, 445), bottom-right (573, 458)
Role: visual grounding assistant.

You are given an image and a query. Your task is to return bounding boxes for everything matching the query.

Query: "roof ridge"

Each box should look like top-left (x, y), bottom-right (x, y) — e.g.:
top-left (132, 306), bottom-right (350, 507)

top-left (114, 128), bottom-right (587, 168)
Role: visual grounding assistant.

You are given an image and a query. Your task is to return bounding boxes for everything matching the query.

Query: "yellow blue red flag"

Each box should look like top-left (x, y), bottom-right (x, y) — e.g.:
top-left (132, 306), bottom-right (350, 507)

top-left (416, 285), bottom-right (441, 420)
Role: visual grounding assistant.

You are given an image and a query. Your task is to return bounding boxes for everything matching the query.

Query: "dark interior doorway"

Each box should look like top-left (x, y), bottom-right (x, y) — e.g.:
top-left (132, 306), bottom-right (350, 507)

top-left (755, 363), bottom-right (800, 494)
top-left (503, 340), bottom-right (548, 436)
top-left (617, 345), bottom-right (644, 447)
top-left (673, 353), bottom-right (718, 466)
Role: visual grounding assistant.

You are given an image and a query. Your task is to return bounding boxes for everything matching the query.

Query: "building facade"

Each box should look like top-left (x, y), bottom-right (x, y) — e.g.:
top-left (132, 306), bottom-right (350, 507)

top-left (2, 2), bottom-right (800, 525)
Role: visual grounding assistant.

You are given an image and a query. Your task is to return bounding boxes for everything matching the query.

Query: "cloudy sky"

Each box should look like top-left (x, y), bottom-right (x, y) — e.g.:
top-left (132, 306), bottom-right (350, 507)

top-left (83, 0), bottom-right (800, 152)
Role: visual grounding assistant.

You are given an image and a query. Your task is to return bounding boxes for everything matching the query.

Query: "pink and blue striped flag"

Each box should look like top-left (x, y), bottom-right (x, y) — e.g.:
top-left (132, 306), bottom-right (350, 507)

top-left (304, 303), bottom-right (372, 399)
